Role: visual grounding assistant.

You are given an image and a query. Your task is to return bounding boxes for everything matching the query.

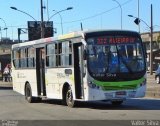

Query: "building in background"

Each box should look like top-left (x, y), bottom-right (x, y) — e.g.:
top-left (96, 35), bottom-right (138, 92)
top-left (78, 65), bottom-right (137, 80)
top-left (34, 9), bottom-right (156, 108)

top-left (141, 31), bottom-right (160, 71)
top-left (0, 39), bottom-right (18, 79)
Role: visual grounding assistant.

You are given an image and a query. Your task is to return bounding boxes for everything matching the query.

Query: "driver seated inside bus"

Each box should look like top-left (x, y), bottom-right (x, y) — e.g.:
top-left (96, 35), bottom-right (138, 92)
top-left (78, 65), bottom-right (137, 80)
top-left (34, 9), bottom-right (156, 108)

top-left (97, 50), bottom-right (106, 73)
top-left (109, 53), bottom-right (119, 73)
top-left (118, 47), bottom-right (130, 72)
top-left (119, 46), bottom-right (140, 72)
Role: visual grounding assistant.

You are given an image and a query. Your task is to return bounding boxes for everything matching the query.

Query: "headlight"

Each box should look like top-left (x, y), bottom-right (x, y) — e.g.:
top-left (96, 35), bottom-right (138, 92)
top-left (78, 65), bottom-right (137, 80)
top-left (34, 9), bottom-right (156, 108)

top-left (88, 81), bottom-right (101, 89)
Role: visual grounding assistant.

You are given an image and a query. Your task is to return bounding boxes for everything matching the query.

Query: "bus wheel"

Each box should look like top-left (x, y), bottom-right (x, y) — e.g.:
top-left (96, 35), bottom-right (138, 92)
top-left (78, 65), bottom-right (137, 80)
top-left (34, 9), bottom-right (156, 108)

top-left (66, 87), bottom-right (75, 107)
top-left (111, 100), bottom-right (123, 106)
top-left (25, 84), bottom-right (34, 103)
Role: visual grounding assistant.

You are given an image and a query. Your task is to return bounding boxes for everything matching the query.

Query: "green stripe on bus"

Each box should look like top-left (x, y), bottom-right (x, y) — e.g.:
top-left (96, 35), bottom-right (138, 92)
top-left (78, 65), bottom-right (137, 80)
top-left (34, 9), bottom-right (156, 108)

top-left (93, 77), bottom-right (145, 91)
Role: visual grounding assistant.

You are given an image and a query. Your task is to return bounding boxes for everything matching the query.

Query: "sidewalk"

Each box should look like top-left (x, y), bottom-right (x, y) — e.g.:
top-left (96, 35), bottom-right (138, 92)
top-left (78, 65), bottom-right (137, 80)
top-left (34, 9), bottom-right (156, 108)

top-left (0, 81), bottom-right (13, 89)
top-left (146, 73), bottom-right (160, 98)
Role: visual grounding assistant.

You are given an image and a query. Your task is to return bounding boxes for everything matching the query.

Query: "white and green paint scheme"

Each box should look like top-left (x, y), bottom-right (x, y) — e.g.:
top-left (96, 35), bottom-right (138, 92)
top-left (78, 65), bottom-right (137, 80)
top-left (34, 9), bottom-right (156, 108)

top-left (12, 30), bottom-right (146, 107)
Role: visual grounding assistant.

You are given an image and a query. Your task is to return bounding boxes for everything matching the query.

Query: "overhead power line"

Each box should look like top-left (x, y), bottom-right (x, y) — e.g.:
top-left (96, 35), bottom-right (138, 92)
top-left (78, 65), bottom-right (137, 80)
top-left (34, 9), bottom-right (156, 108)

top-left (5, 0), bottom-right (133, 27)
top-left (62, 0), bottom-right (133, 24)
top-left (4, 25), bottom-right (26, 28)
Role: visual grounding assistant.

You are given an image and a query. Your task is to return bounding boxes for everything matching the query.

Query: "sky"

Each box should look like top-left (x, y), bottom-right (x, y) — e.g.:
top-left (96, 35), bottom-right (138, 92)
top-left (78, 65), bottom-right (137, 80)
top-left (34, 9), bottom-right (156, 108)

top-left (0, 0), bottom-right (159, 40)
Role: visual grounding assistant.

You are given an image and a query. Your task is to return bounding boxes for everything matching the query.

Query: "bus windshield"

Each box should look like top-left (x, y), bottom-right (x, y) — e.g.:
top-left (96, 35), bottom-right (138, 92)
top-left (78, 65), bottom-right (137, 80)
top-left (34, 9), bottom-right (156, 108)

top-left (86, 35), bottom-right (145, 78)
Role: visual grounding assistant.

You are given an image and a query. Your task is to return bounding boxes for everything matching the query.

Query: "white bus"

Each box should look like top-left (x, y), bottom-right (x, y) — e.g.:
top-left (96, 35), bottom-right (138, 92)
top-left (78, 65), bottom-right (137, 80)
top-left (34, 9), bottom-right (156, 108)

top-left (12, 30), bottom-right (147, 107)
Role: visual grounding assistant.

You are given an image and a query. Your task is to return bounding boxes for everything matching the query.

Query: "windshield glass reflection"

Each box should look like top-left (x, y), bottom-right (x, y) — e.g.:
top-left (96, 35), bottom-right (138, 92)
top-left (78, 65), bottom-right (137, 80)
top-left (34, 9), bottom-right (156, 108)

top-left (87, 36), bottom-right (145, 78)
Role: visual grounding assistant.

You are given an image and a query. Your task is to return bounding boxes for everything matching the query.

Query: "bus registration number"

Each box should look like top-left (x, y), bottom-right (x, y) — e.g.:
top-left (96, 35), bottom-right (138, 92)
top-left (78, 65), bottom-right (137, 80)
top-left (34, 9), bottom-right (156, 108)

top-left (115, 91), bottom-right (126, 98)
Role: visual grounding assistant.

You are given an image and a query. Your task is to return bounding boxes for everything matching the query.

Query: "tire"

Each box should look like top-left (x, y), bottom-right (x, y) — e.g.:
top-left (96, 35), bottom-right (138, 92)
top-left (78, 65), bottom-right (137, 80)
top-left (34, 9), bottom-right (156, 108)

top-left (25, 84), bottom-right (34, 103)
top-left (111, 100), bottom-right (123, 106)
top-left (156, 76), bottom-right (160, 84)
top-left (65, 87), bottom-right (75, 107)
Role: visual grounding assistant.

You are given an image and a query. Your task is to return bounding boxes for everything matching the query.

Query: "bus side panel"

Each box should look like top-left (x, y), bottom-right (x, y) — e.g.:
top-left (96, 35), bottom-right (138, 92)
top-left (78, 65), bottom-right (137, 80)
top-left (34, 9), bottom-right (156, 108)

top-left (45, 68), bottom-right (61, 99)
top-left (45, 68), bottom-right (75, 99)
top-left (12, 69), bottom-right (38, 97)
top-left (12, 69), bottom-right (21, 93)
top-left (58, 68), bottom-right (75, 99)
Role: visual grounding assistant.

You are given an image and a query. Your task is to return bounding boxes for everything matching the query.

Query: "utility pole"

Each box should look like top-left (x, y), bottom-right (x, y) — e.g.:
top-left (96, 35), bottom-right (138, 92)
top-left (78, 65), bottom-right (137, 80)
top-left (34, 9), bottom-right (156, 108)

top-left (80, 22), bottom-right (83, 31)
top-left (0, 27), bottom-right (2, 41)
top-left (137, 0), bottom-right (140, 33)
top-left (40, 0), bottom-right (45, 38)
top-left (17, 28), bottom-right (27, 43)
top-left (150, 4), bottom-right (153, 75)
top-left (0, 18), bottom-right (7, 38)
top-left (18, 28), bottom-right (21, 43)
top-left (113, 0), bottom-right (122, 29)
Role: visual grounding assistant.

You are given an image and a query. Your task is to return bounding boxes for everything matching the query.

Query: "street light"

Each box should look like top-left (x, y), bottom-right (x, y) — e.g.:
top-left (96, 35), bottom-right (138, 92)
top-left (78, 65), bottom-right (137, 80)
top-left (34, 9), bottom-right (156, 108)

top-left (112, 0), bottom-right (122, 29)
top-left (10, 6), bottom-right (39, 40)
top-left (49, 7), bottom-right (73, 34)
top-left (128, 4), bottom-right (153, 75)
top-left (128, 15), bottom-right (150, 28)
top-left (10, 7), bottom-right (37, 21)
top-left (0, 18), bottom-right (8, 38)
top-left (11, 1), bottom-right (46, 39)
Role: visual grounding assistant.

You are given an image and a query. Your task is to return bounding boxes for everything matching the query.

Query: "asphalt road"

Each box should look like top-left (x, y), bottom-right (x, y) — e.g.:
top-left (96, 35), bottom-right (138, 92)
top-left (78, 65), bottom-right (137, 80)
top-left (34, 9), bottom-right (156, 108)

top-left (1, 74), bottom-right (160, 126)
top-left (0, 88), bottom-right (160, 121)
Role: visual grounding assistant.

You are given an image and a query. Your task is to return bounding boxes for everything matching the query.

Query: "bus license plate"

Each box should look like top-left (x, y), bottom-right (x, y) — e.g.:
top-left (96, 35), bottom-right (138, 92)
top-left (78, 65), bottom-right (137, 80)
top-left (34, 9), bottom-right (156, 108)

top-left (115, 91), bottom-right (126, 98)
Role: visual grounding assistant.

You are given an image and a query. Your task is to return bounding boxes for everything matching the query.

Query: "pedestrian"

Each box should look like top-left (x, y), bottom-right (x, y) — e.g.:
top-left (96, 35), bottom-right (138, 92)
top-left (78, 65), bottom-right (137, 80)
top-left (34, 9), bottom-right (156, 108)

top-left (7, 64), bottom-right (12, 82)
top-left (3, 64), bottom-right (11, 82)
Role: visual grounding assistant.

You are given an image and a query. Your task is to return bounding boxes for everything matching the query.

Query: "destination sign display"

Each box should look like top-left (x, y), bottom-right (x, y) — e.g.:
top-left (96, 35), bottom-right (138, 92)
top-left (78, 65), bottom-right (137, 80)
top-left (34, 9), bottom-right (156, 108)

top-left (96, 36), bottom-right (137, 45)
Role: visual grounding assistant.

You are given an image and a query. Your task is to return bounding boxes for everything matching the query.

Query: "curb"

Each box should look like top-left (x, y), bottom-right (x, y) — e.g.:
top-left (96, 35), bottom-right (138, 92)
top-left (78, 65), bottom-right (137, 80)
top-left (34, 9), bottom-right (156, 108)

top-left (0, 81), bottom-right (13, 88)
top-left (145, 91), bottom-right (160, 98)
top-left (146, 88), bottom-right (160, 98)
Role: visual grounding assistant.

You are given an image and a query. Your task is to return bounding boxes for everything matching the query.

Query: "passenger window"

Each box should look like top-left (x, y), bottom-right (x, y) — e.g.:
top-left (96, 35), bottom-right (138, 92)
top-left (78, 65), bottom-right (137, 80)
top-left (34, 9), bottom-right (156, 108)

top-left (28, 47), bottom-right (35, 68)
top-left (46, 43), bottom-right (56, 67)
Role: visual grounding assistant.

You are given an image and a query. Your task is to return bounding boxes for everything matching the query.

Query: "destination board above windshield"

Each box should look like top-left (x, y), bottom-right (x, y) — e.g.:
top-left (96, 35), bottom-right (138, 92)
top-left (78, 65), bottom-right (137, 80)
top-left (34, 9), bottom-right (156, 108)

top-left (96, 36), bottom-right (137, 45)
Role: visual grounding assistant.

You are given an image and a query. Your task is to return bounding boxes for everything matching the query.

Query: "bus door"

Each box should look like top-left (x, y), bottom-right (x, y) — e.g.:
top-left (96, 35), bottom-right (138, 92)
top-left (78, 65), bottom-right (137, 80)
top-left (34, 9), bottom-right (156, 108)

top-left (36, 48), bottom-right (46, 96)
top-left (73, 43), bottom-right (84, 99)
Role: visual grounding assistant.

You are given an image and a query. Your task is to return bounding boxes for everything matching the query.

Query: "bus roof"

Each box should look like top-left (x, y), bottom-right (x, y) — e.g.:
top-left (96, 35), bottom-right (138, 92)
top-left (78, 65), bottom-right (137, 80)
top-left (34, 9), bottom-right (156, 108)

top-left (83, 29), bottom-right (139, 38)
top-left (12, 29), bottom-right (139, 49)
top-left (12, 31), bottom-right (83, 49)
